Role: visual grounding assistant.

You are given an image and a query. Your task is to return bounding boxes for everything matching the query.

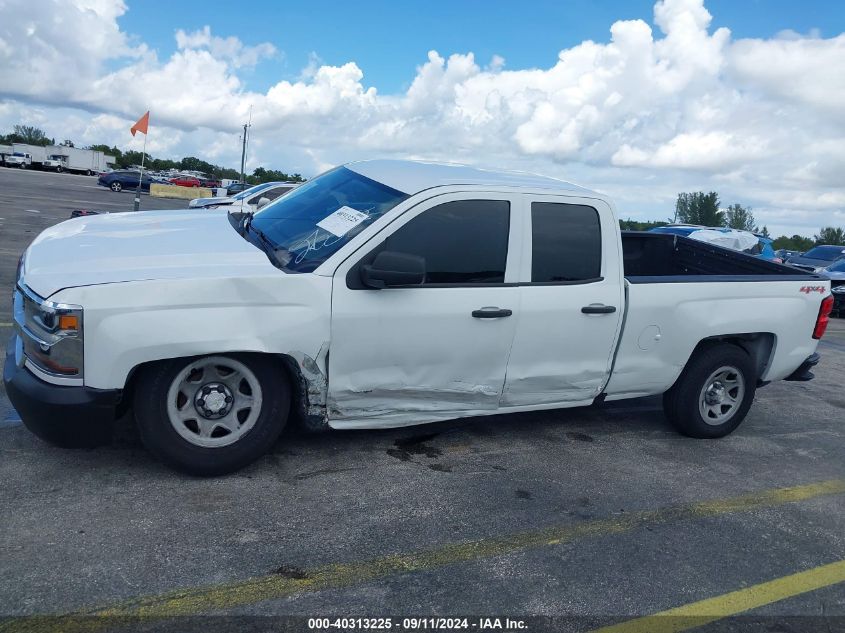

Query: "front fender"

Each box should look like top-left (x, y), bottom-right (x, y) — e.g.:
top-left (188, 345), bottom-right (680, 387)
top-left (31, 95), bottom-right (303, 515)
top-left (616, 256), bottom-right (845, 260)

top-left (51, 274), bottom-right (332, 391)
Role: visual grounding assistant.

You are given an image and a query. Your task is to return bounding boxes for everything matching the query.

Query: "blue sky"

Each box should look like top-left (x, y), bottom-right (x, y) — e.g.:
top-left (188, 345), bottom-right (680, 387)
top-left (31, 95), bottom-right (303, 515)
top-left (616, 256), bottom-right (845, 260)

top-left (120, 0), bottom-right (845, 94)
top-left (2, 0), bottom-right (844, 236)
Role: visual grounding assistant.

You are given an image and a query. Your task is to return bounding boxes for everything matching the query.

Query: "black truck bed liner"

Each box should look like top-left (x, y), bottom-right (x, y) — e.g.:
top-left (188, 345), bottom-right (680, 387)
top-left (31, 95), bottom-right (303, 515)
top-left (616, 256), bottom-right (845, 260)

top-left (621, 232), bottom-right (819, 283)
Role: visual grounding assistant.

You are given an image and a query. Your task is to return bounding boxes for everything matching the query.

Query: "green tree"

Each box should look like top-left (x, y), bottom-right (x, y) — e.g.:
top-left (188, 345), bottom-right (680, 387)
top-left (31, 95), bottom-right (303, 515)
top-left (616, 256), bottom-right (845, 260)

top-left (120, 150), bottom-right (147, 169)
top-left (619, 219), bottom-right (669, 231)
top-left (724, 203), bottom-right (757, 232)
top-left (13, 125), bottom-right (52, 145)
top-left (772, 235), bottom-right (815, 251)
top-left (247, 167), bottom-right (305, 185)
top-left (60, 139), bottom-right (74, 147)
top-left (674, 192), bottom-right (723, 226)
top-left (815, 227), bottom-right (845, 245)
top-left (760, 226), bottom-right (770, 238)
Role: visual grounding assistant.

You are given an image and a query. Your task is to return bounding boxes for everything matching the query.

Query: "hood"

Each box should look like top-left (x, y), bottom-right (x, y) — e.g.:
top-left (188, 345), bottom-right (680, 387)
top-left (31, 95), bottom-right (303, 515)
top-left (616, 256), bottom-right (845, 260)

top-left (22, 210), bottom-right (277, 298)
top-left (189, 196), bottom-right (234, 208)
top-left (787, 255), bottom-right (833, 268)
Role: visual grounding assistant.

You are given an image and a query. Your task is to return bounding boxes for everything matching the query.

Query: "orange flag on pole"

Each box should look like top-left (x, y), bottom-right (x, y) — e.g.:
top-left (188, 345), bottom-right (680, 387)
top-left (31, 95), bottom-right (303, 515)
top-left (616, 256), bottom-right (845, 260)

top-left (130, 111), bottom-right (150, 136)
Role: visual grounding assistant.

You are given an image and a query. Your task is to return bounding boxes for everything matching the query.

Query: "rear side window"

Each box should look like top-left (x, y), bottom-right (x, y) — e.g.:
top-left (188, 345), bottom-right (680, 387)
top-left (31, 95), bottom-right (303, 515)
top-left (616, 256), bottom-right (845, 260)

top-left (531, 202), bottom-right (601, 282)
top-left (383, 199), bottom-right (510, 284)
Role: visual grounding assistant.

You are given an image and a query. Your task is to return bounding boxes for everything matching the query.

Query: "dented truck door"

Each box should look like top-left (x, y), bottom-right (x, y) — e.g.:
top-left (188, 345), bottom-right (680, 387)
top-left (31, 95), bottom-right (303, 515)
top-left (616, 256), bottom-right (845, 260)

top-left (501, 196), bottom-right (624, 407)
top-left (327, 193), bottom-right (523, 427)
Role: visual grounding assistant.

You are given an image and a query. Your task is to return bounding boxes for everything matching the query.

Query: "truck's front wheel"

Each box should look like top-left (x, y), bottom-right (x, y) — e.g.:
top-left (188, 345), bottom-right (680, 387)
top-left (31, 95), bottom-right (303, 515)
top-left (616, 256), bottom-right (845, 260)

top-left (663, 343), bottom-right (756, 438)
top-left (134, 354), bottom-right (290, 475)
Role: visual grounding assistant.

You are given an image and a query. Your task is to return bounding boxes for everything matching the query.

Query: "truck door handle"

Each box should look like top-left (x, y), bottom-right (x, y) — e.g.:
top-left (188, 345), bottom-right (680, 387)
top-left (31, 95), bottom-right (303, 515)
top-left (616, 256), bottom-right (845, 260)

top-left (472, 307), bottom-right (513, 319)
top-left (581, 304), bottom-right (617, 314)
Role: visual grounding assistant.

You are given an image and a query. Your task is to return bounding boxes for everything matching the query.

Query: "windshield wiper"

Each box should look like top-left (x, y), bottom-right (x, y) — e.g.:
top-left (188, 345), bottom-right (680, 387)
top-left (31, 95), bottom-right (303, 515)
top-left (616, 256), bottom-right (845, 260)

top-left (247, 222), bottom-right (288, 268)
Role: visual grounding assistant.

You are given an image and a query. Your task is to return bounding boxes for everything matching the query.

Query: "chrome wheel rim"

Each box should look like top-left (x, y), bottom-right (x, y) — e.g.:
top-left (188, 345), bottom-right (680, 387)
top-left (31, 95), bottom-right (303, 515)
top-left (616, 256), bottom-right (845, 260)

top-left (166, 357), bottom-right (263, 448)
top-left (698, 365), bottom-right (745, 426)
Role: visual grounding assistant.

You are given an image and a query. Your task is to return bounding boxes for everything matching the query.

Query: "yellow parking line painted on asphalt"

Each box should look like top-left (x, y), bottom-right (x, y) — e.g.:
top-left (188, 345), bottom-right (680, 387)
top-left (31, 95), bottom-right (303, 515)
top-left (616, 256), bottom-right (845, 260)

top-left (591, 559), bottom-right (845, 633)
top-left (1, 479), bottom-right (844, 633)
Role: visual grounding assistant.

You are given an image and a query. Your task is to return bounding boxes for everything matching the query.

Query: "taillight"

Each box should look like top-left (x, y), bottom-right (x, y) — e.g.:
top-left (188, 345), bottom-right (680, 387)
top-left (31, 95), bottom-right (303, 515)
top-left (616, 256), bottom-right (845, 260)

top-left (813, 295), bottom-right (834, 339)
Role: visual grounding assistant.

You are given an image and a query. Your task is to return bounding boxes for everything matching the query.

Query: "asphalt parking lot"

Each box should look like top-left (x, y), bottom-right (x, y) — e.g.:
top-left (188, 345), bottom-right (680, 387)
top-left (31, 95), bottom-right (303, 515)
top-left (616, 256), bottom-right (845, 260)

top-left (1, 166), bottom-right (844, 632)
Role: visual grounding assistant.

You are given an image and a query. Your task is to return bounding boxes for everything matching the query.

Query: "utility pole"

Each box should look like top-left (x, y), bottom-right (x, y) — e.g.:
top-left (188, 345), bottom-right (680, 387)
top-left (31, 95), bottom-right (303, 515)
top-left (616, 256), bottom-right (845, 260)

top-left (239, 106), bottom-right (252, 185)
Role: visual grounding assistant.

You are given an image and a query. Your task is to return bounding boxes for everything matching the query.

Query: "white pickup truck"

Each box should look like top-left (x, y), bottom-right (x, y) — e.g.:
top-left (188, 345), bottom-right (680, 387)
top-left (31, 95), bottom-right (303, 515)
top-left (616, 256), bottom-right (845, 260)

top-left (4, 160), bottom-right (833, 475)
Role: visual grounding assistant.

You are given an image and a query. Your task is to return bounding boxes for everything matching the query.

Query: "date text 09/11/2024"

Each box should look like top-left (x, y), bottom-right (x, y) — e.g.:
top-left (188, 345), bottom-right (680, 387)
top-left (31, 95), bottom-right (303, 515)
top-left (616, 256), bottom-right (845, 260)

top-left (307, 617), bottom-right (528, 630)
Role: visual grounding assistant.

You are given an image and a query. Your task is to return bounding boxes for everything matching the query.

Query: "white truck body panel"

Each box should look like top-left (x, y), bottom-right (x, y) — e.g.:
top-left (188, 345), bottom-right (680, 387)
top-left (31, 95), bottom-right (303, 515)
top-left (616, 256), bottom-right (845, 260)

top-left (5, 144), bottom-right (115, 172)
top-left (17, 160), bottom-right (829, 432)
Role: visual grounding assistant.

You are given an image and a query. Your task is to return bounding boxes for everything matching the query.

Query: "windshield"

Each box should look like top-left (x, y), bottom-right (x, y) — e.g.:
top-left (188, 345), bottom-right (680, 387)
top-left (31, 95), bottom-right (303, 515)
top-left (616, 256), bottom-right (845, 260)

top-left (827, 259), bottom-right (845, 272)
top-left (232, 182), bottom-right (274, 201)
top-left (248, 167), bottom-right (409, 272)
top-left (804, 245), bottom-right (845, 260)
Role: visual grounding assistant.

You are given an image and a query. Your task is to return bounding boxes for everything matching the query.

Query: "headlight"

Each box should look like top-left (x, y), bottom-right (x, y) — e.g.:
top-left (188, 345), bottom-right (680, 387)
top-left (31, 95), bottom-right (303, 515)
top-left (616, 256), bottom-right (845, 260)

top-left (13, 285), bottom-right (84, 380)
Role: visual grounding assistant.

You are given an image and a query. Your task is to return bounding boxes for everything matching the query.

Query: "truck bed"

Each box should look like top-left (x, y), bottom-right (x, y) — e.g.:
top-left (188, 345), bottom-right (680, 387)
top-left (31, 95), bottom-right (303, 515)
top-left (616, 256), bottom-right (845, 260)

top-left (606, 232), bottom-right (826, 401)
top-left (621, 232), bottom-right (814, 282)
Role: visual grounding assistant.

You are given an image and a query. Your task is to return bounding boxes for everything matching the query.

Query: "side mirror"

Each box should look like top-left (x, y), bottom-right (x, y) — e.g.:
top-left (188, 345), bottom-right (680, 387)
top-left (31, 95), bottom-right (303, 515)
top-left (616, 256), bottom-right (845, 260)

top-left (256, 196), bottom-right (271, 209)
top-left (361, 251), bottom-right (425, 289)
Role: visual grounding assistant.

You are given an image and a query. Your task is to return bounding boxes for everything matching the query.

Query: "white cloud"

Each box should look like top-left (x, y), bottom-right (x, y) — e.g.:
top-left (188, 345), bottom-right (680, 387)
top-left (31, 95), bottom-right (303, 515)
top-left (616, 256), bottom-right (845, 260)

top-left (175, 25), bottom-right (277, 68)
top-left (0, 0), bottom-right (844, 237)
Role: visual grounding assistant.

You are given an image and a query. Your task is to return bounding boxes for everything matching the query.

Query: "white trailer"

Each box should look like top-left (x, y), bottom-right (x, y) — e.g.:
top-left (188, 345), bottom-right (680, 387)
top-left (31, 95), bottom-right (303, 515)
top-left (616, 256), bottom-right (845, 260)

top-left (3, 144), bottom-right (113, 173)
top-left (52, 146), bottom-right (115, 175)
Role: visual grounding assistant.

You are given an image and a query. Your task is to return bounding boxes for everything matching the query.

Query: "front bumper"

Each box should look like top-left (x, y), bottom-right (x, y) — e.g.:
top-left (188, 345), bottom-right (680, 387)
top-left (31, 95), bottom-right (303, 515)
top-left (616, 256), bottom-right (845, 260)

top-left (3, 336), bottom-right (120, 447)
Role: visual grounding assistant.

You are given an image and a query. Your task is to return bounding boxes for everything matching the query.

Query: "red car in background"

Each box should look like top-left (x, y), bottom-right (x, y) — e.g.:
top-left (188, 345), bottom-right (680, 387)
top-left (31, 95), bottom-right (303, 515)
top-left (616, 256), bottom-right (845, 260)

top-left (169, 175), bottom-right (201, 187)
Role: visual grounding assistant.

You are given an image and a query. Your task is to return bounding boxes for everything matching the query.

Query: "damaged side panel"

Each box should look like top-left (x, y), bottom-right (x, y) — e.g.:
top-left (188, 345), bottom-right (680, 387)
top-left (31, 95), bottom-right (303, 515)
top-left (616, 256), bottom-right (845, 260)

top-left (327, 283), bottom-right (520, 427)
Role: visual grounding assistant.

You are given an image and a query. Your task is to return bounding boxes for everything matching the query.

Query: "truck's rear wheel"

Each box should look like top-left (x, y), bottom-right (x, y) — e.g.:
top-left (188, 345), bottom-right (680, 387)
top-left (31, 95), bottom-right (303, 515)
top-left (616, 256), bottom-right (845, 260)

top-left (134, 354), bottom-right (290, 475)
top-left (663, 343), bottom-right (756, 438)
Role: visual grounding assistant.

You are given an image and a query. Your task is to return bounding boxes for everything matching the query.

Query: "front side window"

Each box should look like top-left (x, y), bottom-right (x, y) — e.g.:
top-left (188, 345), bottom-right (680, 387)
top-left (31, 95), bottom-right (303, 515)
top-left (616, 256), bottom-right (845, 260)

top-left (247, 167), bottom-right (409, 273)
top-left (379, 199), bottom-right (510, 284)
top-left (531, 202), bottom-right (601, 282)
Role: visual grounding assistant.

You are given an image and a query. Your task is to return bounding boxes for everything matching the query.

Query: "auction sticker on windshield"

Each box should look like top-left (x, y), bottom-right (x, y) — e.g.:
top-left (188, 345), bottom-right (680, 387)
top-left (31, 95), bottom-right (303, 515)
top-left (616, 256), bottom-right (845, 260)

top-left (317, 206), bottom-right (369, 237)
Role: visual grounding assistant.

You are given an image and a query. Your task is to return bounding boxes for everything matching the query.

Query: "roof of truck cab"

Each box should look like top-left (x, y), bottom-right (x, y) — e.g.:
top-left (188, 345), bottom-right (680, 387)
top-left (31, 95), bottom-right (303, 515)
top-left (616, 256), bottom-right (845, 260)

top-left (345, 159), bottom-right (596, 196)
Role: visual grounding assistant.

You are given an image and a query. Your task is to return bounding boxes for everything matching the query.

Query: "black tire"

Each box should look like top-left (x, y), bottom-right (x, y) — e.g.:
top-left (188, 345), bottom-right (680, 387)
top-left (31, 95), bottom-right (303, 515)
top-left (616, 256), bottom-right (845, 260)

top-left (663, 343), bottom-right (757, 438)
top-left (19, 163), bottom-right (26, 169)
top-left (110, 181), bottom-right (122, 192)
top-left (56, 166), bottom-right (62, 173)
top-left (133, 353), bottom-right (290, 476)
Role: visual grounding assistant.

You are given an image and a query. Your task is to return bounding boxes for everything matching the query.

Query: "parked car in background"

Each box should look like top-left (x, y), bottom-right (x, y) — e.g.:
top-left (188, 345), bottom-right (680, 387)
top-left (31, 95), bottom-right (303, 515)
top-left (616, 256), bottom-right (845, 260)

top-left (785, 245), bottom-right (845, 272)
top-left (775, 248), bottom-right (802, 262)
top-left (200, 178), bottom-right (221, 189)
top-left (648, 225), bottom-right (781, 262)
top-left (97, 170), bottom-right (152, 192)
top-left (169, 175), bottom-right (201, 187)
top-left (817, 259), bottom-right (845, 316)
top-left (225, 182), bottom-right (248, 194)
top-left (188, 181), bottom-right (299, 211)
